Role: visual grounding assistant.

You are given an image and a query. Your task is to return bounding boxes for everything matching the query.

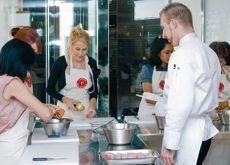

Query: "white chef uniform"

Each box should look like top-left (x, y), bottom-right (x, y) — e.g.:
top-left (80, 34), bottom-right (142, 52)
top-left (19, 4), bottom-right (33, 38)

top-left (163, 33), bottom-right (220, 164)
top-left (138, 67), bottom-right (167, 120)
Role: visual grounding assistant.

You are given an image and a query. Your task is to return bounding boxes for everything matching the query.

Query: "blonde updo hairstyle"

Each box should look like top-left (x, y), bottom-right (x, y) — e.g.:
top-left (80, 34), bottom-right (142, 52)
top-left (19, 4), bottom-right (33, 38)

top-left (67, 26), bottom-right (90, 59)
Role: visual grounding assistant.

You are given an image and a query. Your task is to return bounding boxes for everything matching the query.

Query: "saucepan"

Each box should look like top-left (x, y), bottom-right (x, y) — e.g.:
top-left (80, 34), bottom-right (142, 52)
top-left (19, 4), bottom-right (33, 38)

top-left (102, 123), bottom-right (137, 145)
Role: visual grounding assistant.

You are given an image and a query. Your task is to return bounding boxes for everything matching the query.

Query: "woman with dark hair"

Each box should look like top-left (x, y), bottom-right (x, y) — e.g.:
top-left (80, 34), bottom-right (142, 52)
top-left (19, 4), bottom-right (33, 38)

top-left (138, 37), bottom-right (173, 119)
top-left (0, 39), bottom-right (54, 164)
top-left (209, 41), bottom-right (230, 103)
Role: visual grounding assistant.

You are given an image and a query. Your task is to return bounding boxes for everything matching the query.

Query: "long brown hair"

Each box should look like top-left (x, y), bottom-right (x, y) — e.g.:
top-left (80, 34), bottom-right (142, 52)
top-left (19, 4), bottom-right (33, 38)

top-left (10, 27), bottom-right (42, 54)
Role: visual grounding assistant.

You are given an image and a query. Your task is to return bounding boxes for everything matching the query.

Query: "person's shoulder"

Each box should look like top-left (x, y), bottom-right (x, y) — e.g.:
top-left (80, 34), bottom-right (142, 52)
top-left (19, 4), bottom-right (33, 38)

top-left (141, 64), bottom-right (153, 73)
top-left (54, 55), bottom-right (67, 65)
top-left (88, 56), bottom-right (97, 64)
top-left (5, 77), bottom-right (24, 91)
top-left (88, 56), bottom-right (98, 69)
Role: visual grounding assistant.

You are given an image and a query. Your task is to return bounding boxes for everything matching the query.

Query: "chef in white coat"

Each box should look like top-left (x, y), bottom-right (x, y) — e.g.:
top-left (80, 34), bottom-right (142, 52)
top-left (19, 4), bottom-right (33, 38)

top-left (138, 37), bottom-right (173, 120)
top-left (159, 3), bottom-right (221, 165)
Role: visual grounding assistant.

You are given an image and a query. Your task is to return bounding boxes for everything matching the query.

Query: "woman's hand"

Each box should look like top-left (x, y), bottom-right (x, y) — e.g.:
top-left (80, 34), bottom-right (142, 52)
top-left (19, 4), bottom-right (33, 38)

top-left (62, 96), bottom-right (80, 111)
top-left (85, 106), bottom-right (96, 118)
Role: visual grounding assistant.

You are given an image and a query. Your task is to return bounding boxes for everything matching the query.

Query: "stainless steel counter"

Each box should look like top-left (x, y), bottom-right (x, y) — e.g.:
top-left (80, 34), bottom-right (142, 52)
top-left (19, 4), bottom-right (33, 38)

top-left (77, 120), bottom-right (230, 165)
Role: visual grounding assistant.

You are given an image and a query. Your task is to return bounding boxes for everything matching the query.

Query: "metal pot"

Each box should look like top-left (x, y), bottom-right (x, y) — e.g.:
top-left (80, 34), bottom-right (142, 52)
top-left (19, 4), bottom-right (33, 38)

top-left (102, 123), bottom-right (137, 145)
top-left (41, 118), bottom-right (73, 137)
top-left (217, 110), bottom-right (230, 125)
top-left (153, 115), bottom-right (165, 130)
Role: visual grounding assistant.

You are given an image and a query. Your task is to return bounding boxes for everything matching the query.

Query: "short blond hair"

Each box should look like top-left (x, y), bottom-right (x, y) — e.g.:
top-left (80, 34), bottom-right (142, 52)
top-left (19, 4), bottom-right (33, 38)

top-left (160, 3), bottom-right (193, 28)
top-left (67, 26), bottom-right (90, 56)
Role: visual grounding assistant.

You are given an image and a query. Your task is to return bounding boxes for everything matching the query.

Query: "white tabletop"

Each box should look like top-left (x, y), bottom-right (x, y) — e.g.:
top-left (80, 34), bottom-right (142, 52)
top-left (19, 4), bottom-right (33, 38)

top-left (19, 142), bottom-right (79, 165)
top-left (32, 128), bottom-right (79, 144)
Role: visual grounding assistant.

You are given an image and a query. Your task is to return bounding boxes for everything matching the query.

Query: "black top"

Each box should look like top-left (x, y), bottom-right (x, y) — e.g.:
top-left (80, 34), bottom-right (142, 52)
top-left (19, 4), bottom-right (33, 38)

top-left (46, 56), bottom-right (101, 101)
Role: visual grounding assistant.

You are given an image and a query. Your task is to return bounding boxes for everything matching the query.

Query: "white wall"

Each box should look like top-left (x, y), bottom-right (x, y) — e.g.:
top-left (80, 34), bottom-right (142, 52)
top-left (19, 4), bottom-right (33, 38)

top-left (204, 0), bottom-right (230, 44)
top-left (0, 0), bottom-right (30, 49)
top-left (172, 0), bottom-right (202, 40)
top-left (0, 0), bottom-right (13, 48)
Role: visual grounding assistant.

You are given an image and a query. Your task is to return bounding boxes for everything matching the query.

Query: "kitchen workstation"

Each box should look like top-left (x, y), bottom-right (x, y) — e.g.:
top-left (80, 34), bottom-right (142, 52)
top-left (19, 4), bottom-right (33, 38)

top-left (18, 109), bottom-right (230, 165)
top-left (0, 0), bottom-right (230, 165)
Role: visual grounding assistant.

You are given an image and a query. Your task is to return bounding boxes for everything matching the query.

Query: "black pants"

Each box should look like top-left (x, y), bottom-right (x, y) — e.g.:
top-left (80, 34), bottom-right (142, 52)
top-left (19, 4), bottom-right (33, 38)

top-left (196, 138), bottom-right (212, 165)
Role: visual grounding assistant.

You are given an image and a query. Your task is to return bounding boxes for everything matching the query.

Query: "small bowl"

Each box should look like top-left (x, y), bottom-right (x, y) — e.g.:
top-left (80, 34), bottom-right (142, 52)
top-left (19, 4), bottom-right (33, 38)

top-left (41, 118), bottom-right (73, 138)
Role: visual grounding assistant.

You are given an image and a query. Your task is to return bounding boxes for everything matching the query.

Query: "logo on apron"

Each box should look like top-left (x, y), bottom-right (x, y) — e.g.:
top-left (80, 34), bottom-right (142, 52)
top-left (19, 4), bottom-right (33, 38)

top-left (25, 74), bottom-right (32, 88)
top-left (219, 82), bottom-right (224, 92)
top-left (159, 80), bottom-right (165, 90)
top-left (76, 78), bottom-right (88, 88)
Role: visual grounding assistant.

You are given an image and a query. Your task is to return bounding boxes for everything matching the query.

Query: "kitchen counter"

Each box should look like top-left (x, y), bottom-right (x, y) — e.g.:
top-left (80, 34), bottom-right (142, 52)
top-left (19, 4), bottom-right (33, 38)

top-left (20, 116), bottom-right (230, 165)
top-left (77, 118), bottom-right (230, 165)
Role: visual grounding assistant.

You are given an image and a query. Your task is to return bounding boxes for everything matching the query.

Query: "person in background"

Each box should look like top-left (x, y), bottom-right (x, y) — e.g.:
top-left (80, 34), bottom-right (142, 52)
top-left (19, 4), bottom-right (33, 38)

top-left (209, 42), bottom-right (230, 103)
top-left (0, 39), bottom-right (54, 164)
top-left (160, 3), bottom-right (221, 165)
top-left (46, 26), bottom-right (100, 120)
top-left (222, 41), bottom-right (230, 65)
top-left (138, 37), bottom-right (173, 120)
top-left (10, 26), bottom-right (42, 54)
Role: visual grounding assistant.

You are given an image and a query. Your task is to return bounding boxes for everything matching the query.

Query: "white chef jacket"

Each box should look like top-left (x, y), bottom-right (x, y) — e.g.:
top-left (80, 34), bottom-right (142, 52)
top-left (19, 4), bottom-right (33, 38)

top-left (163, 33), bottom-right (221, 151)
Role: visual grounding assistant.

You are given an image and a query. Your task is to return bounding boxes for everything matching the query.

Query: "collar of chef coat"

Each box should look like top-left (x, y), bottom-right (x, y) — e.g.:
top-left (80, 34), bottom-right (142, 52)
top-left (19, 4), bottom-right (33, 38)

top-left (179, 32), bottom-right (196, 47)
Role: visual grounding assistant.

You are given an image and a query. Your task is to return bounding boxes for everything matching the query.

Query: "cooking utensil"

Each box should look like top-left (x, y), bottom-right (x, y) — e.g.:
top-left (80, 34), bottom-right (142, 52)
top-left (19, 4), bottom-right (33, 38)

top-left (102, 123), bottom-right (137, 145)
top-left (217, 110), bottom-right (230, 125)
top-left (92, 119), bottom-right (115, 131)
top-left (33, 157), bottom-right (67, 161)
top-left (41, 118), bottom-right (73, 137)
top-left (153, 114), bottom-right (165, 130)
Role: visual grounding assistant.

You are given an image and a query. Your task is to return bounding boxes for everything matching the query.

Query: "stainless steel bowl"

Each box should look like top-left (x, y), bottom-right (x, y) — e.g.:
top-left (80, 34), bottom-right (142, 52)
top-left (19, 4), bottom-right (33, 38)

top-left (153, 115), bottom-right (165, 130)
top-left (102, 123), bottom-right (137, 145)
top-left (217, 110), bottom-right (230, 125)
top-left (41, 118), bottom-right (73, 137)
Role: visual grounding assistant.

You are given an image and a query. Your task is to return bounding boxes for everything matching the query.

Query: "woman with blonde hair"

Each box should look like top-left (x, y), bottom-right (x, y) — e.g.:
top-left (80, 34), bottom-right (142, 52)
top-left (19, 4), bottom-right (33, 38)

top-left (47, 26), bottom-right (100, 120)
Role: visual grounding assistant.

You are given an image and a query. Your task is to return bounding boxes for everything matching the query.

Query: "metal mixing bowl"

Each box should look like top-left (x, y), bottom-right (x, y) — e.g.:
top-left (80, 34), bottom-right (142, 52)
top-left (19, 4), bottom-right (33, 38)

top-left (102, 123), bottom-right (137, 145)
top-left (217, 110), bottom-right (230, 125)
top-left (41, 118), bottom-right (73, 137)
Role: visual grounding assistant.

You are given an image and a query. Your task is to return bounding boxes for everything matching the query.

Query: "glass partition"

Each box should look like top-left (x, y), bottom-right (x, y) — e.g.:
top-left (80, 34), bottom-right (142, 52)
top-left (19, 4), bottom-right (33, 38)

top-left (109, 0), bottom-right (167, 117)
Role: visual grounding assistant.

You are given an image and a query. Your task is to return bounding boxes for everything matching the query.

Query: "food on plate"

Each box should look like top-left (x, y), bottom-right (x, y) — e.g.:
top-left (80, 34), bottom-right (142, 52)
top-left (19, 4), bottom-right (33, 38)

top-left (104, 152), bottom-right (153, 160)
top-left (74, 103), bottom-right (85, 111)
